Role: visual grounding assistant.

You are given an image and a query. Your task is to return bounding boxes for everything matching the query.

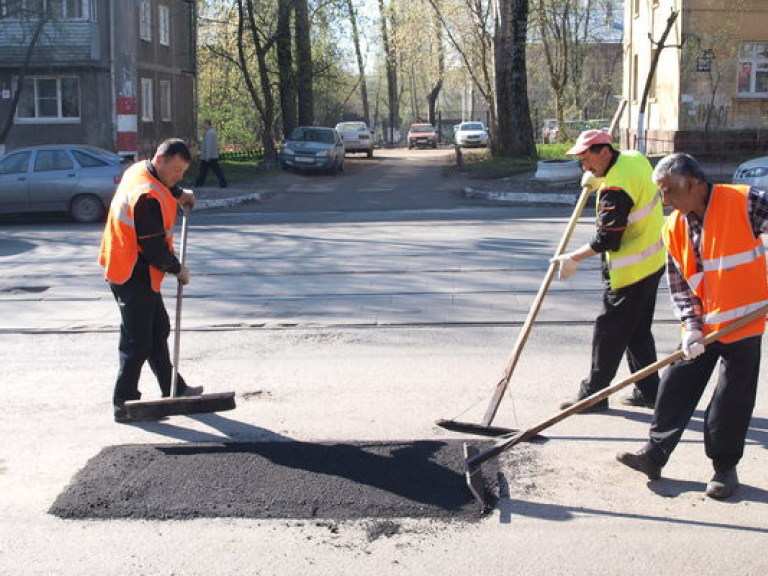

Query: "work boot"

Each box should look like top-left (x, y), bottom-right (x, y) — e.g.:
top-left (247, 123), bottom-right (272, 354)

top-left (619, 387), bottom-right (656, 409)
top-left (559, 386), bottom-right (608, 413)
top-left (178, 384), bottom-right (204, 397)
top-left (616, 446), bottom-right (664, 480)
top-left (705, 468), bottom-right (739, 500)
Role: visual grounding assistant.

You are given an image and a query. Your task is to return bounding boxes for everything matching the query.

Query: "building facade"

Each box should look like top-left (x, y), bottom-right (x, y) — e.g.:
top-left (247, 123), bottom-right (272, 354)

top-left (622, 0), bottom-right (768, 156)
top-left (0, 0), bottom-right (196, 159)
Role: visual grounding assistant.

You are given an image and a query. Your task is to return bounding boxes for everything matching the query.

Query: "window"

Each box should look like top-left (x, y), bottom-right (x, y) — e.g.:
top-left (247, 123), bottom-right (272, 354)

top-left (0, 151), bottom-right (30, 175)
top-left (140, 78), bottom-right (153, 121)
top-left (34, 149), bottom-right (73, 172)
top-left (16, 76), bottom-right (80, 122)
top-left (72, 149), bottom-right (108, 168)
top-left (737, 43), bottom-right (768, 96)
top-left (139, 0), bottom-right (152, 42)
top-left (158, 4), bottom-right (170, 46)
top-left (1, 0), bottom-right (89, 19)
top-left (159, 80), bottom-right (171, 121)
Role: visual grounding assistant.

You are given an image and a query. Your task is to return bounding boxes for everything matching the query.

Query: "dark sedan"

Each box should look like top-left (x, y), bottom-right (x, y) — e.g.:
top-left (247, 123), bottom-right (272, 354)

top-left (279, 126), bottom-right (345, 173)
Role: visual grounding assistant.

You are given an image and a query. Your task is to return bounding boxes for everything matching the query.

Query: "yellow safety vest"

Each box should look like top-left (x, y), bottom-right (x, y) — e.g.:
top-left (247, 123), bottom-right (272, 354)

top-left (599, 150), bottom-right (665, 289)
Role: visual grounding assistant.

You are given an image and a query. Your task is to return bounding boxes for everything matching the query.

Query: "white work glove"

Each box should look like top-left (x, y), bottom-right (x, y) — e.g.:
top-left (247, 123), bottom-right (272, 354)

top-left (581, 171), bottom-right (601, 193)
top-left (682, 329), bottom-right (705, 360)
top-left (178, 188), bottom-right (196, 210)
top-left (551, 253), bottom-right (580, 280)
top-left (175, 264), bottom-right (191, 286)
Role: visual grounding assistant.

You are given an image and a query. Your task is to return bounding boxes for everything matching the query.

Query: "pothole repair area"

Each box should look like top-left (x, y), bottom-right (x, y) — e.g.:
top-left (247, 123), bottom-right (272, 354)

top-left (50, 440), bottom-right (505, 521)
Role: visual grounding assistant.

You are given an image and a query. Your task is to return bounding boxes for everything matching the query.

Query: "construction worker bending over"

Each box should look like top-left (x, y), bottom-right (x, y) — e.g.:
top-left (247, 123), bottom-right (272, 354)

top-left (617, 153), bottom-right (768, 500)
top-left (99, 138), bottom-right (203, 424)
top-left (552, 130), bottom-right (665, 411)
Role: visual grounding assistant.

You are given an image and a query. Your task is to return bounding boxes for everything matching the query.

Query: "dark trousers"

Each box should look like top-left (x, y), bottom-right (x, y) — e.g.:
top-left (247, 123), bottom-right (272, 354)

top-left (647, 336), bottom-right (761, 472)
top-left (581, 267), bottom-right (663, 400)
top-left (109, 264), bottom-right (187, 406)
top-left (195, 159), bottom-right (227, 187)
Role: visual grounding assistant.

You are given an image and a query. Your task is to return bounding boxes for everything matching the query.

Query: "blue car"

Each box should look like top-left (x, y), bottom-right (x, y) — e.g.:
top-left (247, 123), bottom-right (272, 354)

top-left (279, 126), bottom-right (345, 174)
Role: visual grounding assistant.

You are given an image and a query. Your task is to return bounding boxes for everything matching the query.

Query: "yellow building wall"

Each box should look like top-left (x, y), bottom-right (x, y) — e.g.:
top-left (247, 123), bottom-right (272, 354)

top-left (623, 0), bottom-right (768, 155)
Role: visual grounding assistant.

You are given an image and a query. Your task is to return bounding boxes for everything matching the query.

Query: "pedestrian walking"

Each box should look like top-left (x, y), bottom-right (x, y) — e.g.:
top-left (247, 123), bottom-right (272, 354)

top-left (99, 138), bottom-right (203, 423)
top-left (552, 130), bottom-right (665, 411)
top-left (195, 119), bottom-right (228, 188)
top-left (617, 153), bottom-right (768, 500)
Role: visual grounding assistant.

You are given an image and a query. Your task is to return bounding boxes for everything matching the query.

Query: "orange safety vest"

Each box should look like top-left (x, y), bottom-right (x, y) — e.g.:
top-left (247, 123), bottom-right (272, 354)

top-left (98, 162), bottom-right (178, 293)
top-left (663, 184), bottom-right (768, 343)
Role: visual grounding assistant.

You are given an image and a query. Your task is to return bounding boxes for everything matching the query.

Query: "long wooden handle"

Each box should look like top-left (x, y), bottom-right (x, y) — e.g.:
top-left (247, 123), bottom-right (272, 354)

top-left (469, 303), bottom-right (768, 467)
top-left (480, 185), bottom-right (594, 426)
top-left (170, 206), bottom-right (190, 398)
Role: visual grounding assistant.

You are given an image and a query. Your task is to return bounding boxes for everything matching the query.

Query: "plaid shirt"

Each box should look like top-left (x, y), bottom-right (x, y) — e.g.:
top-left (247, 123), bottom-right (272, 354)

top-left (667, 184), bottom-right (768, 331)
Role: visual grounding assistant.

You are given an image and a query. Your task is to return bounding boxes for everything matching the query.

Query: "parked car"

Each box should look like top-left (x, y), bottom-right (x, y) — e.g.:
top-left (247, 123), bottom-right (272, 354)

top-left (407, 123), bottom-right (438, 149)
top-left (0, 144), bottom-right (123, 223)
top-left (733, 156), bottom-right (768, 189)
top-left (279, 126), bottom-right (345, 173)
top-left (334, 121), bottom-right (374, 158)
top-left (454, 121), bottom-right (489, 148)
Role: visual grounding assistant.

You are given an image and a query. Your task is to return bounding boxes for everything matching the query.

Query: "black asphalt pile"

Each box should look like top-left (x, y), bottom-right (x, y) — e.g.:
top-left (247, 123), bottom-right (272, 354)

top-left (49, 440), bottom-right (503, 521)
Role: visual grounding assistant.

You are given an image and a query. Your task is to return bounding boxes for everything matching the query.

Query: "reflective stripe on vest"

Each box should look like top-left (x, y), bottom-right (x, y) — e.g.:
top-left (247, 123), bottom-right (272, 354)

top-left (663, 184), bottom-right (767, 343)
top-left (599, 151), bottom-right (665, 289)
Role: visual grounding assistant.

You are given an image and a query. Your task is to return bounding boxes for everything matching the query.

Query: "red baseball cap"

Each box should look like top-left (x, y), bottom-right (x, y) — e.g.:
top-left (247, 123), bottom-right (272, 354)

top-left (566, 129), bottom-right (612, 155)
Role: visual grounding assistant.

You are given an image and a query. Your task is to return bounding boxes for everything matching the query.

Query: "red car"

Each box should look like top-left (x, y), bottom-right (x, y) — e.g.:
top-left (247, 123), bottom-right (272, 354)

top-left (407, 123), bottom-right (438, 149)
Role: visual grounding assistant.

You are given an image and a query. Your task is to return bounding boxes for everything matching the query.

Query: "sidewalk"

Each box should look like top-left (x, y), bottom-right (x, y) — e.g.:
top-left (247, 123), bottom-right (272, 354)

top-left (461, 159), bottom-right (742, 206)
top-left (192, 183), bottom-right (275, 210)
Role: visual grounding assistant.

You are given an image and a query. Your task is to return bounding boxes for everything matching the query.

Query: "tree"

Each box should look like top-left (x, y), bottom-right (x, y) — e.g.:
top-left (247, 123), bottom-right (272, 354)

top-left (345, 0), bottom-right (370, 126)
top-left (0, 5), bottom-right (50, 149)
top-left (495, 0), bottom-right (537, 157)
top-left (378, 0), bottom-right (400, 144)
top-left (277, 0), bottom-right (298, 137)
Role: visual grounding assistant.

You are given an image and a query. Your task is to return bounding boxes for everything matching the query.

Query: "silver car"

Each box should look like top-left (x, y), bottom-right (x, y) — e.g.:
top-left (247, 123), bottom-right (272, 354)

top-left (279, 126), bottom-right (345, 173)
top-left (334, 121), bottom-right (374, 158)
top-left (454, 121), bottom-right (489, 148)
top-left (0, 144), bottom-right (123, 223)
top-left (733, 156), bottom-right (768, 190)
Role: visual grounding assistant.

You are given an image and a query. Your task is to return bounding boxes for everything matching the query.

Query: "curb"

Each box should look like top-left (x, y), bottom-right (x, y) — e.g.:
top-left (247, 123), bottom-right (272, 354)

top-left (463, 186), bottom-right (577, 206)
top-left (195, 190), bottom-right (274, 210)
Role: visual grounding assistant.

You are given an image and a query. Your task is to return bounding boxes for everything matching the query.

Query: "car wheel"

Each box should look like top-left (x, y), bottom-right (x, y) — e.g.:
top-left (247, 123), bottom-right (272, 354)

top-left (70, 194), bottom-right (105, 223)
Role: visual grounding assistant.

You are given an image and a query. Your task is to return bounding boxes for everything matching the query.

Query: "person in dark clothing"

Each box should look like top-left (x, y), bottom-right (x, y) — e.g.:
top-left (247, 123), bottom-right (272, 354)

top-left (99, 139), bottom-right (202, 423)
top-left (551, 130), bottom-right (665, 412)
top-left (195, 119), bottom-right (227, 188)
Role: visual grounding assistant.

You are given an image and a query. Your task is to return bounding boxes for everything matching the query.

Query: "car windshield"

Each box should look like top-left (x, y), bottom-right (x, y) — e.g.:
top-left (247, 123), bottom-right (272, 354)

top-left (460, 123), bottom-right (484, 131)
top-left (290, 128), bottom-right (335, 144)
top-left (410, 125), bottom-right (434, 133)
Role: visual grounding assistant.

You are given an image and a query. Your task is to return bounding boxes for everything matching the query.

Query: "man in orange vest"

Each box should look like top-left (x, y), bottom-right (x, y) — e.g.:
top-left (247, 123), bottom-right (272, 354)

top-left (99, 138), bottom-right (202, 423)
top-left (617, 153), bottom-right (768, 499)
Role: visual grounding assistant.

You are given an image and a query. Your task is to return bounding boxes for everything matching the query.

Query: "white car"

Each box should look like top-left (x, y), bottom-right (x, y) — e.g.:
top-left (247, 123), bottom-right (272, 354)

top-left (733, 156), bottom-right (768, 190)
top-left (334, 121), bottom-right (374, 158)
top-left (454, 122), bottom-right (489, 148)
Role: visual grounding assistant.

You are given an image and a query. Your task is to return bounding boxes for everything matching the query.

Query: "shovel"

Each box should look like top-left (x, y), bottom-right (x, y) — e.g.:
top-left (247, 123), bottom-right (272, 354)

top-left (436, 180), bottom-right (595, 436)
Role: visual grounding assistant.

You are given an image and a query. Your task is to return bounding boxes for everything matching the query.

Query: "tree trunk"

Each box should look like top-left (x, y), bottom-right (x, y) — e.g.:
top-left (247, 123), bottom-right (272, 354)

top-left (277, 0), bottom-right (297, 137)
top-left (378, 0), bottom-right (399, 145)
top-left (346, 0), bottom-right (370, 127)
top-left (295, 0), bottom-right (314, 126)
top-left (495, 0), bottom-right (536, 158)
top-left (0, 16), bottom-right (47, 146)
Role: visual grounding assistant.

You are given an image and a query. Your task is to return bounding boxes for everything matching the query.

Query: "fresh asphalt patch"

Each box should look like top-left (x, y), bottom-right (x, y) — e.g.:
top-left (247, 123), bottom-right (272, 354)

top-left (50, 440), bottom-right (503, 521)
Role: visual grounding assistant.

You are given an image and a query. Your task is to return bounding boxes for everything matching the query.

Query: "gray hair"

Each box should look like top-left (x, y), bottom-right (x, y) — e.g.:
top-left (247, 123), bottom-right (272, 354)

top-left (652, 153), bottom-right (709, 184)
